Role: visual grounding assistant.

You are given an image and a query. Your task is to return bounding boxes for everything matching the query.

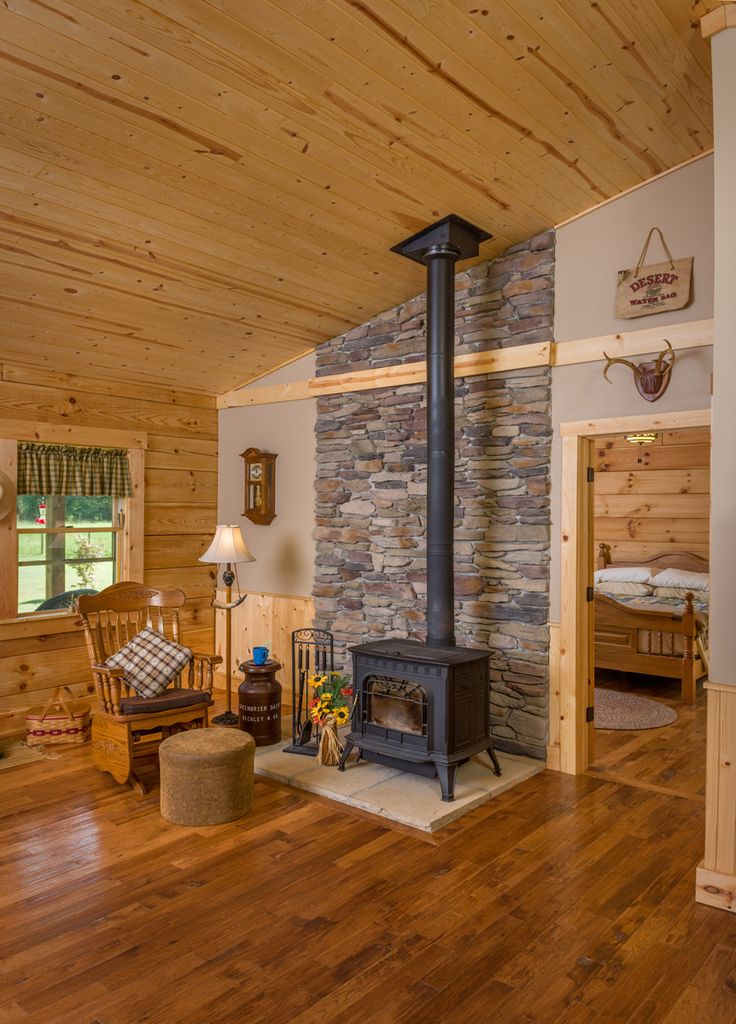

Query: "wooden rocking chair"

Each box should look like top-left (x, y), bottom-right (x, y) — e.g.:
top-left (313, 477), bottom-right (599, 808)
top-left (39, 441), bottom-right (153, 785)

top-left (78, 582), bottom-right (221, 795)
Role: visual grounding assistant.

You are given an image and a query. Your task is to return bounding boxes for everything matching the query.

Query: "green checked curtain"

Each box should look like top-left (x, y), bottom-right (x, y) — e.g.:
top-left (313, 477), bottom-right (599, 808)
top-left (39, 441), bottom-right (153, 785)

top-left (17, 442), bottom-right (133, 497)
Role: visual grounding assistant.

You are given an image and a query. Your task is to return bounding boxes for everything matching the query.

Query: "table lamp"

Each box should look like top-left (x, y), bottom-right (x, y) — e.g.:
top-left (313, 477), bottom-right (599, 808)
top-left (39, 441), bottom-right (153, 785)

top-left (200, 524), bottom-right (255, 726)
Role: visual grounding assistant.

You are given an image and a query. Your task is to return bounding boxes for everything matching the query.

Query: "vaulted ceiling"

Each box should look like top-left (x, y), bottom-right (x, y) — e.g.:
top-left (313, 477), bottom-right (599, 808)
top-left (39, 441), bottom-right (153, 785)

top-left (0, 0), bottom-right (717, 394)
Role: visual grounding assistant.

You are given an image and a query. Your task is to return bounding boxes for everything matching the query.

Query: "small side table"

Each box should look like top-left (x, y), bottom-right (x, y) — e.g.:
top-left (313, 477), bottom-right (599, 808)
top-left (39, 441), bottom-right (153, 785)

top-left (237, 659), bottom-right (282, 746)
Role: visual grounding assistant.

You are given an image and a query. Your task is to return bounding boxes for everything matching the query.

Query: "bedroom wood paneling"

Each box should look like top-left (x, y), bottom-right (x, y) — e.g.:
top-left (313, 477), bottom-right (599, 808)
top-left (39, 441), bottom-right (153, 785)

top-left (0, 366), bottom-right (218, 735)
top-left (594, 426), bottom-right (711, 564)
top-left (594, 443), bottom-right (711, 473)
top-left (594, 469), bottom-right (710, 495)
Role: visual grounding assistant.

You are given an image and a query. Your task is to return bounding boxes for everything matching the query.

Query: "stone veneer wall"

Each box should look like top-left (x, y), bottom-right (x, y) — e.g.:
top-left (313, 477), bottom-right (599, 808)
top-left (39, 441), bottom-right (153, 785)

top-left (313, 232), bottom-right (554, 758)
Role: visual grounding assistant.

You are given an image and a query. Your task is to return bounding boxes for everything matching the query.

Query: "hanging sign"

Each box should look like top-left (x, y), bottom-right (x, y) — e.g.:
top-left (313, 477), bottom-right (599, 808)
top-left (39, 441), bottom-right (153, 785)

top-left (615, 227), bottom-right (693, 319)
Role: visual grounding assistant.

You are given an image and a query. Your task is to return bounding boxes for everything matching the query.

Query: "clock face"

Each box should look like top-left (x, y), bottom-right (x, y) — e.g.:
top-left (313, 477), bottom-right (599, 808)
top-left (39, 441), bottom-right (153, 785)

top-left (249, 463), bottom-right (263, 481)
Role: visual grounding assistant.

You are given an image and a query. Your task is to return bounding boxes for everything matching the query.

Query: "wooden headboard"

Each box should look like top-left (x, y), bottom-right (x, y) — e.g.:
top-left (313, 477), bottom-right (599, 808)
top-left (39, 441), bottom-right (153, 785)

top-left (597, 543), bottom-right (709, 574)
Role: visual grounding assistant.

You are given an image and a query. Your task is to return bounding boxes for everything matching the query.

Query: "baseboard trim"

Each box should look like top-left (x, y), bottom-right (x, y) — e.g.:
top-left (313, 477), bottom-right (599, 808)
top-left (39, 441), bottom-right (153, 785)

top-left (695, 862), bottom-right (736, 913)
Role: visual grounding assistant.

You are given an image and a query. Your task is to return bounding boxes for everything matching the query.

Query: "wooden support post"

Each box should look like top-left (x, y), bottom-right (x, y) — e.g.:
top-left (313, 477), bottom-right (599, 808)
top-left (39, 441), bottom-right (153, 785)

top-left (696, 7), bottom-right (736, 913)
top-left (0, 440), bottom-right (18, 619)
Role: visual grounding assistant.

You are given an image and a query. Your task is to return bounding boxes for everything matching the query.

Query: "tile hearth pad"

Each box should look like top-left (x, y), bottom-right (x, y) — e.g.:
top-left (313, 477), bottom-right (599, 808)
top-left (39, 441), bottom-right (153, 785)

top-left (253, 720), bottom-right (543, 832)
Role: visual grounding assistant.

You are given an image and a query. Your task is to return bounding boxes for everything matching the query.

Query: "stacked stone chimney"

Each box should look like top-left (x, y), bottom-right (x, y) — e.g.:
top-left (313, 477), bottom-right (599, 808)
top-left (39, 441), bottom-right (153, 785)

top-left (313, 231), bottom-right (554, 758)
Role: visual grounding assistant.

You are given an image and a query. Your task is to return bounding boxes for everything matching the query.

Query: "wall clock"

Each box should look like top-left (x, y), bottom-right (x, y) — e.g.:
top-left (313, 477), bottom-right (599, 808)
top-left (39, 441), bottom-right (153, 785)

top-left (240, 447), bottom-right (277, 525)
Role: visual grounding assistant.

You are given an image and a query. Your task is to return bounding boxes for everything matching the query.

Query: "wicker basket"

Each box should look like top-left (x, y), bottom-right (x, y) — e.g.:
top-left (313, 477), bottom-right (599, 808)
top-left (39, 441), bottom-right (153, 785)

top-left (26, 686), bottom-right (91, 746)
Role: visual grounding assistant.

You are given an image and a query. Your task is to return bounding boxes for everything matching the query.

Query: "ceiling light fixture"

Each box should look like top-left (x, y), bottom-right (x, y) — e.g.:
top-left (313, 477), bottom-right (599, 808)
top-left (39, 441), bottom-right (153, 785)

top-left (625, 432), bottom-right (658, 445)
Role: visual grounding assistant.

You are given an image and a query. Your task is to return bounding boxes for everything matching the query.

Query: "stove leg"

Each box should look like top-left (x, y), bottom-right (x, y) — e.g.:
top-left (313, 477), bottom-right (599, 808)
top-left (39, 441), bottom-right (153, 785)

top-left (487, 744), bottom-right (502, 777)
top-left (338, 736), bottom-right (355, 772)
top-left (437, 763), bottom-right (457, 802)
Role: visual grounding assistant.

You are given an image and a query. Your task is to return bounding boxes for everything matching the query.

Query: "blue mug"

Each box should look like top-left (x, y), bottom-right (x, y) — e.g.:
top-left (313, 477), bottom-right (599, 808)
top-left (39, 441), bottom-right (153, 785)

top-left (252, 646), bottom-right (269, 665)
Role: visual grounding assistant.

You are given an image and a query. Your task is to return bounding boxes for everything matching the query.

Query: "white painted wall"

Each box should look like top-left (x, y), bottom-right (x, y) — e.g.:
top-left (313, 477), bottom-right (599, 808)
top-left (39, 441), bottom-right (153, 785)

top-left (555, 154), bottom-right (714, 342)
top-left (217, 352), bottom-right (316, 598)
top-left (550, 156), bottom-right (715, 622)
top-left (708, 31), bottom-right (736, 687)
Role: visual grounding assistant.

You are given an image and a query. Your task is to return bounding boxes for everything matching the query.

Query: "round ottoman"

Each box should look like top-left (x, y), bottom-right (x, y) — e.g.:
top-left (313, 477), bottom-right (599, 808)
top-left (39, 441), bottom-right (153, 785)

top-left (159, 728), bottom-right (255, 826)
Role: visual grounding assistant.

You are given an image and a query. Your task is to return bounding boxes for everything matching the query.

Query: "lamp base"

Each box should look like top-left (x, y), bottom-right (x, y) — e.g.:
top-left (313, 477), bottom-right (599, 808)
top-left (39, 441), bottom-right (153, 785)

top-left (212, 710), bottom-right (239, 728)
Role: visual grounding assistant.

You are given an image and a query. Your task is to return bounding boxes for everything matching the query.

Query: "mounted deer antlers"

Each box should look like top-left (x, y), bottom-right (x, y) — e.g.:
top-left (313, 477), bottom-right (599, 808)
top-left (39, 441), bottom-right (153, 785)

top-left (602, 339), bottom-right (675, 403)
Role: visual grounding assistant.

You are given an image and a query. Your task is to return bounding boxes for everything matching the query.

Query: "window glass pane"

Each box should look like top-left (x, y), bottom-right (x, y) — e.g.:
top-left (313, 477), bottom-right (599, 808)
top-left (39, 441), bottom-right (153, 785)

top-left (17, 538), bottom-right (117, 614)
top-left (16, 494), bottom-right (114, 529)
top-left (16, 494), bottom-right (119, 614)
top-left (18, 530), bottom-right (47, 565)
top-left (18, 564), bottom-right (49, 615)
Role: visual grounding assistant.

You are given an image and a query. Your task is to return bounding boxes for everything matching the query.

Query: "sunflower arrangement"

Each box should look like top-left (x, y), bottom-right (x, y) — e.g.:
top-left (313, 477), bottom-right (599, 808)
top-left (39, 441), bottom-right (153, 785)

top-left (308, 671), bottom-right (353, 727)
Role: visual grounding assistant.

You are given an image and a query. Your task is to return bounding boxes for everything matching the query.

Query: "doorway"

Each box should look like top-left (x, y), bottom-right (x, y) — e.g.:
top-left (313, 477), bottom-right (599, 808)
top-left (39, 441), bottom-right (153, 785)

top-left (589, 424), bottom-right (710, 796)
top-left (556, 408), bottom-right (711, 776)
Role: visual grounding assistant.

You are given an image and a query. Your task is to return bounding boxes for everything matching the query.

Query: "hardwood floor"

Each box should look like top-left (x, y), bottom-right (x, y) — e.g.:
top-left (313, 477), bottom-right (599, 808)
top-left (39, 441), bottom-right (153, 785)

top-left (591, 671), bottom-right (706, 801)
top-left (1, 722), bottom-right (735, 1024)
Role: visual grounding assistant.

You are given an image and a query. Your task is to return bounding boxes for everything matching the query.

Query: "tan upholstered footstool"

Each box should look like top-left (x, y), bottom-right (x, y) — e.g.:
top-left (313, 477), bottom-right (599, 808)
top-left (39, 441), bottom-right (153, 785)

top-left (159, 728), bottom-right (255, 826)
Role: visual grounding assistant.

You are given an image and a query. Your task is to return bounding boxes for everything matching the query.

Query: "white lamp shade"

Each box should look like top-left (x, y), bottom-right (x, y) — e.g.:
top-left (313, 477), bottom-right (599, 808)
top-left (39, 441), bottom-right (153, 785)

top-left (200, 524), bottom-right (255, 565)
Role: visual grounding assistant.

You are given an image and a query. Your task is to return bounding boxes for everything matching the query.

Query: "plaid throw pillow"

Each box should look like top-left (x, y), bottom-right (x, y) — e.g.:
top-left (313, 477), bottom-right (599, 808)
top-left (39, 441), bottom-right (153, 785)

top-left (106, 627), bottom-right (193, 699)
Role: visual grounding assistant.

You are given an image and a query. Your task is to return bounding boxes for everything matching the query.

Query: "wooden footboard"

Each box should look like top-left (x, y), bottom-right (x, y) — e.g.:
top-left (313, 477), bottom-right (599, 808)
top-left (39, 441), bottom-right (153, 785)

top-left (594, 593), bottom-right (705, 704)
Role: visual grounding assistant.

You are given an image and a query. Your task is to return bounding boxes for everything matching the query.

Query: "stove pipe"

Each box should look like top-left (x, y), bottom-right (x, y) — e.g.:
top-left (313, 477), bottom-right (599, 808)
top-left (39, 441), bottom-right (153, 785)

top-left (392, 216), bottom-right (491, 648)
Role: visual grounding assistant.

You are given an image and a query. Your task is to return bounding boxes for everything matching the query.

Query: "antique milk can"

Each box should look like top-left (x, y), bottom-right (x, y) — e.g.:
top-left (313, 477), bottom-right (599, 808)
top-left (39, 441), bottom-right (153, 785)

top-left (237, 658), bottom-right (282, 746)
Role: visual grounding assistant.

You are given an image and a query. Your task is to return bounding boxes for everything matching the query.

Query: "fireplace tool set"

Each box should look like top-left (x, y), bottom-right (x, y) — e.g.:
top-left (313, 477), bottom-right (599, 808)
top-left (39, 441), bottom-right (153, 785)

top-left (283, 627), bottom-right (334, 756)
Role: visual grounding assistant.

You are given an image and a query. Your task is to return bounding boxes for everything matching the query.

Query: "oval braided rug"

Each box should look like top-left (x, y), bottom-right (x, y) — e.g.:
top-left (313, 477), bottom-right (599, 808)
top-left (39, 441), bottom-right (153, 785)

top-left (594, 688), bottom-right (678, 731)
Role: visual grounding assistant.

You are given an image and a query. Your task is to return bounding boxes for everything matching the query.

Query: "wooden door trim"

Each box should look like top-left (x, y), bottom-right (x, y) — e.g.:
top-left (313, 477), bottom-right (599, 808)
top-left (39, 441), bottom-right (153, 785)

top-left (556, 408), bottom-right (711, 775)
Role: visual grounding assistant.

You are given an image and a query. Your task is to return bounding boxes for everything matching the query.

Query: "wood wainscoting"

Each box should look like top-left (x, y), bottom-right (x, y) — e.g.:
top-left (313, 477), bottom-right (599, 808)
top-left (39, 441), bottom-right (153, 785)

top-left (0, 364), bottom-right (218, 737)
top-left (214, 591), bottom-right (315, 700)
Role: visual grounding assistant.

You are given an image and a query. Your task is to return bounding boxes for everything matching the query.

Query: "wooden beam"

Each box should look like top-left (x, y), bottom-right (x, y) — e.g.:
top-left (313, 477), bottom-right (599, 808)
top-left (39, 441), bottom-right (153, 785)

top-left (553, 318), bottom-right (713, 366)
top-left (702, 4), bottom-right (736, 39)
top-left (217, 342), bottom-right (552, 409)
top-left (560, 408), bottom-right (711, 438)
top-left (0, 422), bottom-right (147, 449)
top-left (218, 318), bottom-right (714, 410)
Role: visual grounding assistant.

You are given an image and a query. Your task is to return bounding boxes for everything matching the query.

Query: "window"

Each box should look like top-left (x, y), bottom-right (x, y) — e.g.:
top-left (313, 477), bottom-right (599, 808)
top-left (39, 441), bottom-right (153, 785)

top-left (16, 494), bottom-right (125, 614)
top-left (12, 441), bottom-right (135, 617)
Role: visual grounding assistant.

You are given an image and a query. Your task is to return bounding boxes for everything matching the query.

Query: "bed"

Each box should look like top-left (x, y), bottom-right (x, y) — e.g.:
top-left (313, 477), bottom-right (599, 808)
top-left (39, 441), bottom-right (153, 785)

top-left (594, 545), bottom-right (709, 705)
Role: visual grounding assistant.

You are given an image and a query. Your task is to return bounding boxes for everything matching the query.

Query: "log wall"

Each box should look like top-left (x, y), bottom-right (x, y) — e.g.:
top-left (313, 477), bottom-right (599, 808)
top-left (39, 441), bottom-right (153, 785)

top-left (0, 364), bottom-right (218, 736)
top-left (594, 425), bottom-right (711, 564)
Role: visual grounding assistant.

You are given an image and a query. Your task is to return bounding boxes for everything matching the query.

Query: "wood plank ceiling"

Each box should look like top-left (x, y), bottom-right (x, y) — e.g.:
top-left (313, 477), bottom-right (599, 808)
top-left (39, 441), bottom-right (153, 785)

top-left (0, 0), bottom-right (716, 394)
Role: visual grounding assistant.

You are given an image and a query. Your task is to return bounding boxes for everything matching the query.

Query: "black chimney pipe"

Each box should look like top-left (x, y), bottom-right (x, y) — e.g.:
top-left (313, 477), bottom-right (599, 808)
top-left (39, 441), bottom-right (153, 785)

top-left (392, 216), bottom-right (491, 648)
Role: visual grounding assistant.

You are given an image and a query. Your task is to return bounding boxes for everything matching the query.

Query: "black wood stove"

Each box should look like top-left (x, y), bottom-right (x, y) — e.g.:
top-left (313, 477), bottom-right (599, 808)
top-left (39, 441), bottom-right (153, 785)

top-left (338, 215), bottom-right (502, 801)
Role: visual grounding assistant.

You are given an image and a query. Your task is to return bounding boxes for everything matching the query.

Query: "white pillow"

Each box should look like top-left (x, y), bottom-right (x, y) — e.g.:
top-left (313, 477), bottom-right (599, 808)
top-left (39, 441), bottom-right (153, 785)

top-left (652, 586), bottom-right (707, 601)
top-left (595, 581), bottom-right (654, 597)
top-left (594, 566), bottom-right (653, 584)
top-left (650, 568), bottom-right (709, 592)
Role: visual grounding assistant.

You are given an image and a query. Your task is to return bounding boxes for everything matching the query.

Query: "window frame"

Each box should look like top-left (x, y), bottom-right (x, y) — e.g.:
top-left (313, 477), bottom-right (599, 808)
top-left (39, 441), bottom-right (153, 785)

top-left (0, 426), bottom-right (145, 622)
top-left (16, 496), bottom-right (123, 617)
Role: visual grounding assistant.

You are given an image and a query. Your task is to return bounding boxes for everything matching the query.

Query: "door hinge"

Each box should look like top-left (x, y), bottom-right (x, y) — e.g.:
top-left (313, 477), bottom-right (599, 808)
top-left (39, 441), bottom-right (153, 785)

top-left (586, 585), bottom-right (595, 602)
top-left (586, 706), bottom-right (595, 723)
top-left (587, 467), bottom-right (595, 483)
